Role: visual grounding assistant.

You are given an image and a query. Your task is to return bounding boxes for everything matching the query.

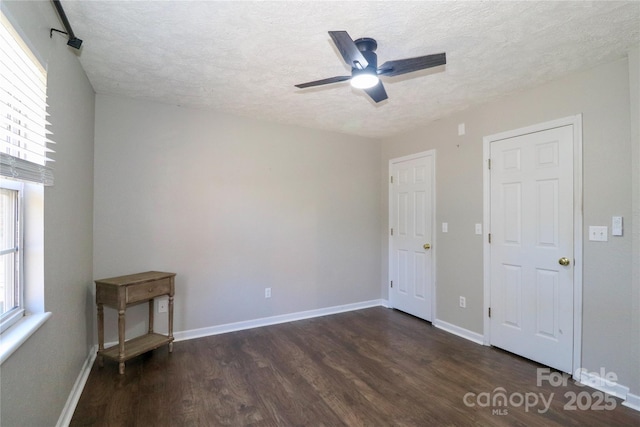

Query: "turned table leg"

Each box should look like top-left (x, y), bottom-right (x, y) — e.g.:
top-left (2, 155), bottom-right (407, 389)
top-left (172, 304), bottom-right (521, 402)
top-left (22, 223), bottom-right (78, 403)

top-left (168, 295), bottom-right (174, 352)
top-left (97, 304), bottom-right (104, 367)
top-left (118, 308), bottom-right (126, 374)
top-left (148, 299), bottom-right (154, 334)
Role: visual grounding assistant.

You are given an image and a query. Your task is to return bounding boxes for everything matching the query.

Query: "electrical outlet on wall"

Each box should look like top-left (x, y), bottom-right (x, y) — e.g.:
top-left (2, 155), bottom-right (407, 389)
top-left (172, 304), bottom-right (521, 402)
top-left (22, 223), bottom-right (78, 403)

top-left (459, 296), bottom-right (466, 308)
top-left (265, 287), bottom-right (271, 298)
top-left (158, 300), bottom-right (168, 313)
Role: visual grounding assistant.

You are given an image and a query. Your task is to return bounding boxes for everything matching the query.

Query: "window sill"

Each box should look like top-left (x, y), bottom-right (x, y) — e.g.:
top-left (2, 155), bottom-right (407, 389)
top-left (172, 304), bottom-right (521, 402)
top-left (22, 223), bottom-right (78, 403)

top-left (0, 312), bottom-right (51, 365)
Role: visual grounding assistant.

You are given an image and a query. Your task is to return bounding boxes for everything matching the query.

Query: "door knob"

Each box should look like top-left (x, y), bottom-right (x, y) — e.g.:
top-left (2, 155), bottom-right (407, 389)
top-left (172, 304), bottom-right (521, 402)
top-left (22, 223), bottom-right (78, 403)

top-left (423, 243), bottom-right (431, 250)
top-left (558, 257), bottom-right (570, 266)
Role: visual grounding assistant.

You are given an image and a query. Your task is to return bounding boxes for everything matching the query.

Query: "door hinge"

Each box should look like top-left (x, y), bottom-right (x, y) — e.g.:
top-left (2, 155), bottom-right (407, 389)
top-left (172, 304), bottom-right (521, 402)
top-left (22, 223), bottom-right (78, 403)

top-left (488, 233), bottom-right (491, 243)
top-left (390, 175), bottom-right (393, 184)
top-left (488, 159), bottom-right (491, 170)
top-left (390, 228), bottom-right (394, 236)
top-left (390, 280), bottom-right (393, 288)
top-left (488, 307), bottom-right (491, 318)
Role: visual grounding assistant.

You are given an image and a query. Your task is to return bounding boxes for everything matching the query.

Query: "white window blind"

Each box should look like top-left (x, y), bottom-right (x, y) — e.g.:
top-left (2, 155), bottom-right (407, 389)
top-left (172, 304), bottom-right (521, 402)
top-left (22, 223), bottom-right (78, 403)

top-left (0, 13), bottom-right (54, 186)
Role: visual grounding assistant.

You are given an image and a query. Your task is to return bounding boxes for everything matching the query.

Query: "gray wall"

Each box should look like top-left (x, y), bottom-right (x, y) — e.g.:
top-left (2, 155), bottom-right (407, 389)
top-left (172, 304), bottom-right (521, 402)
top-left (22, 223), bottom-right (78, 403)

top-left (2, 2), bottom-right (637, 422)
top-left (381, 57), bottom-right (638, 395)
top-left (93, 95), bottom-right (382, 341)
top-left (0, 2), bottom-right (95, 426)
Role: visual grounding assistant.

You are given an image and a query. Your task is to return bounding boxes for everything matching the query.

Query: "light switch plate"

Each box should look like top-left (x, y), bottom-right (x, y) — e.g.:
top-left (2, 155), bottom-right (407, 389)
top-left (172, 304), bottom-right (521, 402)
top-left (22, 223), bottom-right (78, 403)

top-left (589, 226), bottom-right (608, 242)
top-left (442, 222), bottom-right (448, 233)
top-left (612, 216), bottom-right (623, 236)
top-left (475, 224), bottom-right (482, 235)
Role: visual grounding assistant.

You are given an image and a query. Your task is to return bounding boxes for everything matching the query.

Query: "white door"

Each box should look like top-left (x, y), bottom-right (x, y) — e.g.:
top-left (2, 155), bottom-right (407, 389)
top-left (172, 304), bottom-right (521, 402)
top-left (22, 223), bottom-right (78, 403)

top-left (389, 152), bottom-right (435, 321)
top-left (489, 125), bottom-right (574, 373)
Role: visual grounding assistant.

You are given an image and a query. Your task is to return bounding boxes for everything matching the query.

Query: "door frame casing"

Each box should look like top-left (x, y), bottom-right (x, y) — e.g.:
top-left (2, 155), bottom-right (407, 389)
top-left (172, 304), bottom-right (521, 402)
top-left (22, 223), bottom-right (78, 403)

top-left (388, 150), bottom-right (437, 321)
top-left (482, 115), bottom-right (583, 379)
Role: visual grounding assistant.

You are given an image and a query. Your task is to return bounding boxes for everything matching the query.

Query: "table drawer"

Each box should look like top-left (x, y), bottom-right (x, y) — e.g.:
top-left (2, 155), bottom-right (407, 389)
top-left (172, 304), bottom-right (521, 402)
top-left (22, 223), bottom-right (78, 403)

top-left (126, 278), bottom-right (171, 304)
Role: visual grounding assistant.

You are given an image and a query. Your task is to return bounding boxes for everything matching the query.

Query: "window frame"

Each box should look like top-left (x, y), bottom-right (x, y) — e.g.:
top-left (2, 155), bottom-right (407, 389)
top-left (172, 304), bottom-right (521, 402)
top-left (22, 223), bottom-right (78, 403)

top-left (0, 10), bottom-right (50, 365)
top-left (0, 179), bottom-right (24, 333)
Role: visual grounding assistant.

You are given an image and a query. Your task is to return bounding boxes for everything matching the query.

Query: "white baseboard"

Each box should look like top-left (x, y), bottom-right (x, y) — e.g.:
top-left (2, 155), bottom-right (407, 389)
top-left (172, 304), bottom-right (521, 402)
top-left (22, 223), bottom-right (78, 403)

top-left (56, 344), bottom-right (98, 427)
top-left (578, 369), bottom-right (630, 400)
top-left (433, 318), bottom-right (484, 345)
top-left (578, 369), bottom-right (640, 412)
top-left (622, 392), bottom-right (640, 411)
top-left (174, 299), bottom-right (386, 342)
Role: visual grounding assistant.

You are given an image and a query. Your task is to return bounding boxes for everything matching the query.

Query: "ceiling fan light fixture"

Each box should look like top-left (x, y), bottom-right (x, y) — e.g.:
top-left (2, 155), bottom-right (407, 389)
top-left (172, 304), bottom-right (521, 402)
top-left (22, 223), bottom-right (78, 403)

top-left (294, 31), bottom-right (446, 104)
top-left (350, 70), bottom-right (379, 89)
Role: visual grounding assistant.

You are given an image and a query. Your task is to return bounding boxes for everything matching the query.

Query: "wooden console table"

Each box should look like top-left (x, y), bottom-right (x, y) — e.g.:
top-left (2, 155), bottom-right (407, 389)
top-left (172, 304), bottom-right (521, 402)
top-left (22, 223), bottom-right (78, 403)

top-left (95, 271), bottom-right (176, 374)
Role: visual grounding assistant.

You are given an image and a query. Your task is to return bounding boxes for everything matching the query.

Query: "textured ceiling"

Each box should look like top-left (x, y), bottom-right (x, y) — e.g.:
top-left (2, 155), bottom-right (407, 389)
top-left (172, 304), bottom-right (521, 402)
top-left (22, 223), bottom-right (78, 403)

top-left (62, 1), bottom-right (640, 138)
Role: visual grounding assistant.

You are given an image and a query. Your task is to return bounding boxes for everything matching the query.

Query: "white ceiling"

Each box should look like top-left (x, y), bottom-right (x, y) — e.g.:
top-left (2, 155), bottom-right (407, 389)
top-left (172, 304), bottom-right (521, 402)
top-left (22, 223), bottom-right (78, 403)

top-left (62, 1), bottom-right (640, 138)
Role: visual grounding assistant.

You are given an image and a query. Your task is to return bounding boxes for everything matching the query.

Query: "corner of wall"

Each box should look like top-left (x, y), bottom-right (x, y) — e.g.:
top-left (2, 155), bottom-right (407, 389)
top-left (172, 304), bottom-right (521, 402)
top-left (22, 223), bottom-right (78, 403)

top-left (628, 44), bottom-right (640, 397)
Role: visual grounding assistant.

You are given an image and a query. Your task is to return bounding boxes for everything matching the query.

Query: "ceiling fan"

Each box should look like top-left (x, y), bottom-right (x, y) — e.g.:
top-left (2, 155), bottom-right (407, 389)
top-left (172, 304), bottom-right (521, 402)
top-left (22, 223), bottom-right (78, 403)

top-left (295, 31), bottom-right (446, 103)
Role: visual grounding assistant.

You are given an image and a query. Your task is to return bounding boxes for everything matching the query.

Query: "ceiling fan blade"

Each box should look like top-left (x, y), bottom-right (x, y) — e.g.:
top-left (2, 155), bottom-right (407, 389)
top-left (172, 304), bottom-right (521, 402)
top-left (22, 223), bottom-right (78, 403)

top-left (378, 52), bottom-right (446, 77)
top-left (363, 81), bottom-right (388, 103)
top-left (295, 75), bottom-right (351, 89)
top-left (329, 31), bottom-right (369, 69)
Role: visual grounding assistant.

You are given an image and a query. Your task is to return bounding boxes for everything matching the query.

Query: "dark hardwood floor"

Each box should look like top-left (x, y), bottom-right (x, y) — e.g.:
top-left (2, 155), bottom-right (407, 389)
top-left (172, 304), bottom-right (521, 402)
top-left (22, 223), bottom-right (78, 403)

top-left (71, 307), bottom-right (639, 426)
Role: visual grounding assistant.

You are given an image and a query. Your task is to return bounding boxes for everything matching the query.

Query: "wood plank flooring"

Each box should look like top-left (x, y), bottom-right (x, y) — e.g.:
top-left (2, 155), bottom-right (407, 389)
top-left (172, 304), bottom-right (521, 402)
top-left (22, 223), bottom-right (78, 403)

top-left (71, 307), bottom-right (640, 426)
